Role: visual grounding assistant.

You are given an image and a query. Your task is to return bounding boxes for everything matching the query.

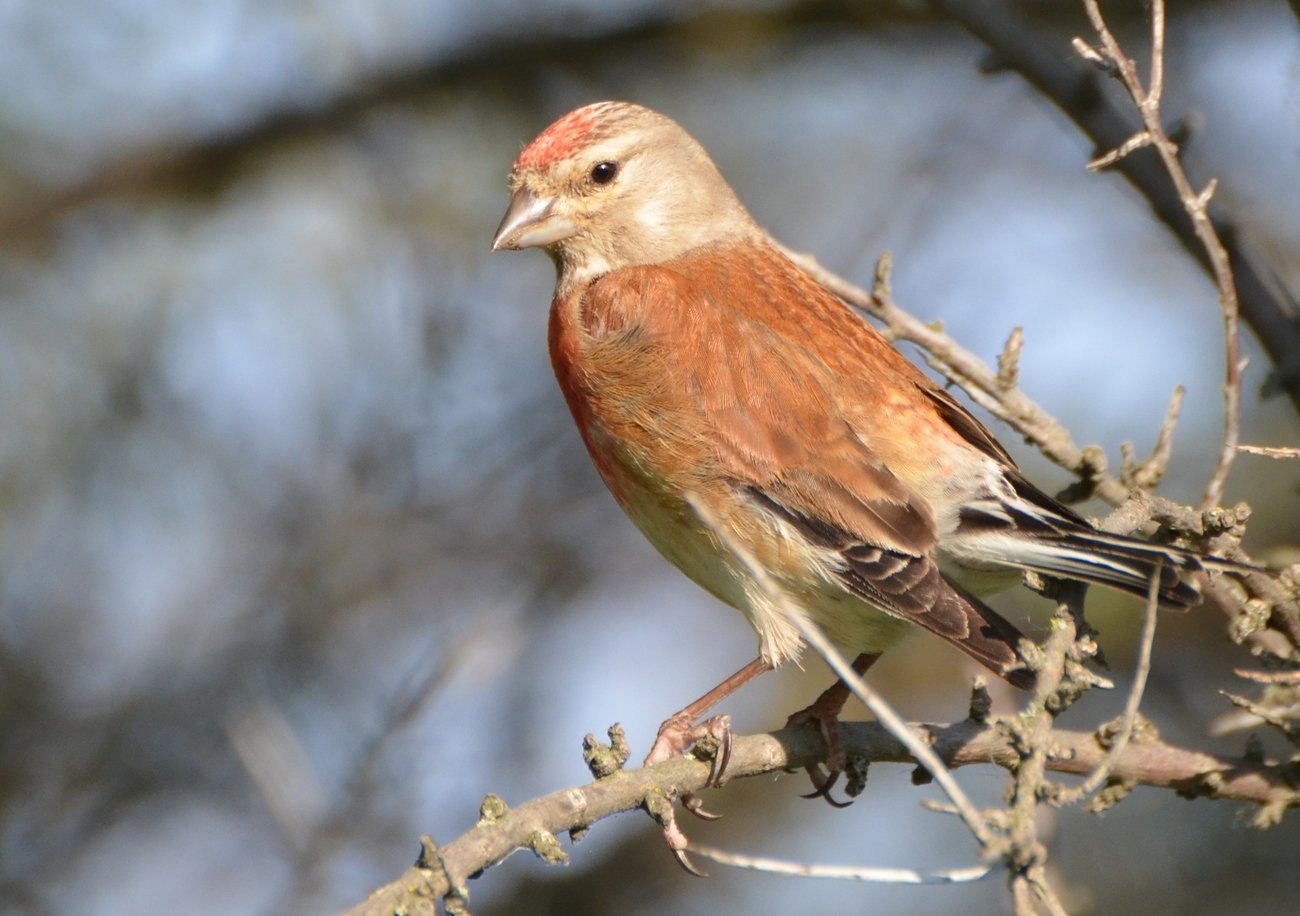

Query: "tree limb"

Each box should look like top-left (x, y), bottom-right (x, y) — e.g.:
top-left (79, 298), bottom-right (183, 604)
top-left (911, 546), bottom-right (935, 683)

top-left (344, 718), bottom-right (1300, 915)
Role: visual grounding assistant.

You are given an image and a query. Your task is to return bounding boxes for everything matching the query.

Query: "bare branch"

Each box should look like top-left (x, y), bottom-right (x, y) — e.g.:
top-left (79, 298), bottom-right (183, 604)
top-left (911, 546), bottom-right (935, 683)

top-left (1077, 0), bottom-right (1244, 510)
top-left (343, 718), bottom-right (1300, 915)
top-left (933, 0), bottom-right (1300, 418)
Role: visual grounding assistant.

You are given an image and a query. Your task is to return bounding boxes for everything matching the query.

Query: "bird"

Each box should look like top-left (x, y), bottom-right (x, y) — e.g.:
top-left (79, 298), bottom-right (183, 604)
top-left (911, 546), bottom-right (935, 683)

top-left (491, 100), bottom-right (1231, 788)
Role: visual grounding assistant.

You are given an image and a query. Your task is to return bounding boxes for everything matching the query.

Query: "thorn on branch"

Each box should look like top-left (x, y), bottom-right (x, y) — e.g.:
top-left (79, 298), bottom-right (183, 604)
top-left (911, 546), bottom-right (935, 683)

top-left (1070, 36), bottom-right (1111, 72)
top-left (417, 834), bottom-right (445, 872)
top-left (1122, 386), bottom-right (1184, 490)
top-left (1195, 177), bottom-right (1219, 209)
top-left (871, 251), bottom-right (893, 303)
top-left (996, 327), bottom-right (1024, 391)
top-left (417, 834), bottom-right (468, 912)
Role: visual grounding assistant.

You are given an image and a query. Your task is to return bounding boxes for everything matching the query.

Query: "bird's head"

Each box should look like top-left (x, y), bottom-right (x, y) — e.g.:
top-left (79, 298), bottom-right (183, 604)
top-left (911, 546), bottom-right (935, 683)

top-left (491, 101), bottom-right (757, 285)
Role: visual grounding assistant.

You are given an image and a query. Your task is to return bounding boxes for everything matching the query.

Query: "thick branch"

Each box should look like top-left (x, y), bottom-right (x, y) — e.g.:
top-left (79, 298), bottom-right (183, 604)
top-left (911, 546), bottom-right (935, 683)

top-left (345, 720), bottom-right (1298, 915)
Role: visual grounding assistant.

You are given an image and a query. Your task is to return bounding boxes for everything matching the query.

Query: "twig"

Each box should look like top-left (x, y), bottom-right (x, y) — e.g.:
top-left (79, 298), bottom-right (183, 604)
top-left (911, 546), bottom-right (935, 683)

top-left (1236, 444), bottom-right (1300, 460)
top-left (1054, 564), bottom-right (1162, 806)
top-left (1002, 588), bottom-right (1086, 916)
top-left (1121, 386), bottom-right (1183, 490)
top-left (1234, 667), bottom-right (1300, 685)
top-left (933, 0), bottom-right (1300, 416)
top-left (686, 843), bottom-right (993, 884)
top-left (1078, 0), bottom-right (1242, 508)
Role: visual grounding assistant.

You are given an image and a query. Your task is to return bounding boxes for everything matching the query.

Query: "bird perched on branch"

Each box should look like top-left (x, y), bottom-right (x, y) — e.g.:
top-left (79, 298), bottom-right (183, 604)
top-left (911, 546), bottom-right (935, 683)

top-left (492, 100), bottom-right (1225, 788)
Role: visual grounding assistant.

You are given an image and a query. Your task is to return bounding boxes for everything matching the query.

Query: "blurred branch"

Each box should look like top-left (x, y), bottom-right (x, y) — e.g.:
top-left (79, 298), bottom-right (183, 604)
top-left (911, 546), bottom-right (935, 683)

top-left (932, 0), bottom-right (1300, 417)
top-left (344, 715), bottom-right (1300, 915)
top-left (12, 0), bottom-right (1300, 427)
top-left (0, 2), bottom-right (897, 243)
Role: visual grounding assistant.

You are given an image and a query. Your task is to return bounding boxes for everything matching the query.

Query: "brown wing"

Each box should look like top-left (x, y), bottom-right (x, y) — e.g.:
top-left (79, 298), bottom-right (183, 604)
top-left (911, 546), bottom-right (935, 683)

top-left (582, 258), bottom-right (1032, 686)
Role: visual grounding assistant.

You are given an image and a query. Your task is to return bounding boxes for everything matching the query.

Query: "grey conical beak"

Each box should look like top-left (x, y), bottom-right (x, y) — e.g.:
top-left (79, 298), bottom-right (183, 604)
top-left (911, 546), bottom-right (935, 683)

top-left (491, 186), bottom-right (576, 251)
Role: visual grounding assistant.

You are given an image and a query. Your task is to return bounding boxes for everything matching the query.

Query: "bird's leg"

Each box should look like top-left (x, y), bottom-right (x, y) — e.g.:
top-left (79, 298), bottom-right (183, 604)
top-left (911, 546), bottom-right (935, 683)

top-left (642, 656), bottom-right (773, 868)
top-left (644, 656), bottom-right (773, 777)
top-left (785, 652), bottom-right (880, 805)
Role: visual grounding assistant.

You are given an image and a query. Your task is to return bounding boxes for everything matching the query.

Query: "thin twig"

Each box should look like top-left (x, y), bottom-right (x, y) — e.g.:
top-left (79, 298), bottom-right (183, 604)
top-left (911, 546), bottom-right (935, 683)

top-left (1236, 444), bottom-right (1300, 460)
top-left (1121, 386), bottom-right (1183, 490)
top-left (1234, 667), bottom-right (1300, 684)
top-left (1054, 563), bottom-right (1162, 806)
top-left (1003, 590), bottom-right (1082, 916)
top-left (1078, 0), bottom-right (1243, 508)
top-left (686, 843), bottom-right (993, 884)
top-left (936, 0), bottom-right (1300, 416)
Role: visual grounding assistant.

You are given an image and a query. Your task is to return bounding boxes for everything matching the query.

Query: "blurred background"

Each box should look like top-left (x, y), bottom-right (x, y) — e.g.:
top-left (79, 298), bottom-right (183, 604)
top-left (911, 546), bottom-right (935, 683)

top-left (2, 1), bottom-right (1299, 913)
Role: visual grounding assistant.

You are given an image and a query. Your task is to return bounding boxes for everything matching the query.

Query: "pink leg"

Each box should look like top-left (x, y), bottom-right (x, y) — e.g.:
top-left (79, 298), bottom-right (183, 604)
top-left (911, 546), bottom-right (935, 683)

top-left (644, 656), bottom-right (773, 777)
top-left (642, 656), bottom-right (774, 875)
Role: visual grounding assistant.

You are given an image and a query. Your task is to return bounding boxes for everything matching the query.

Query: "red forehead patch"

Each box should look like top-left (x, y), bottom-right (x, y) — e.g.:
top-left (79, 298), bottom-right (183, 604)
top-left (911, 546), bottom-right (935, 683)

top-left (514, 106), bottom-right (599, 171)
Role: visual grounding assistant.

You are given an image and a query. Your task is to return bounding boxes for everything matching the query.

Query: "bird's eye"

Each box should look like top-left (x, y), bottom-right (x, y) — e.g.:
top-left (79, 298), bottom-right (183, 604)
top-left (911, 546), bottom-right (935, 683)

top-left (589, 161), bottom-right (619, 185)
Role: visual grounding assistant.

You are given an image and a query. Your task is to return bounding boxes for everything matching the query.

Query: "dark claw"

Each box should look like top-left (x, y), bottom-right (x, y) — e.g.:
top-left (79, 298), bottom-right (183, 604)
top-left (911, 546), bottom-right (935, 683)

top-left (800, 767), bottom-right (837, 799)
top-left (711, 727), bottom-right (734, 785)
top-left (799, 763), bottom-right (831, 797)
top-left (800, 768), bottom-right (853, 808)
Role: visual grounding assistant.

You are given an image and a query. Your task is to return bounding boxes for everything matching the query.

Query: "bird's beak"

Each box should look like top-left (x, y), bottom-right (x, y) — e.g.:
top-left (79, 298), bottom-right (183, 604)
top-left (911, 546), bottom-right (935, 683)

top-left (491, 186), bottom-right (576, 251)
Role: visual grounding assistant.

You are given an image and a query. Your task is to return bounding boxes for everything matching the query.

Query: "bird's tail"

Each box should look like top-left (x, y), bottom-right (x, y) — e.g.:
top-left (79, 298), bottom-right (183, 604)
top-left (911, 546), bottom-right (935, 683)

top-left (997, 529), bottom-right (1206, 611)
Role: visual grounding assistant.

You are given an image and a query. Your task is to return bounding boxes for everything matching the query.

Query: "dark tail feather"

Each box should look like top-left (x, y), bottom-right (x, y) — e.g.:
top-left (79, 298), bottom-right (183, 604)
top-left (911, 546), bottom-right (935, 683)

top-left (1035, 531), bottom-right (1204, 611)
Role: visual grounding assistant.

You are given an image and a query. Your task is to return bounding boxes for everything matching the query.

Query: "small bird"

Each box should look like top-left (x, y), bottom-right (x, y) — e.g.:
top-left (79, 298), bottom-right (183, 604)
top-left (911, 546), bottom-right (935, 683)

top-left (492, 100), bottom-right (1222, 781)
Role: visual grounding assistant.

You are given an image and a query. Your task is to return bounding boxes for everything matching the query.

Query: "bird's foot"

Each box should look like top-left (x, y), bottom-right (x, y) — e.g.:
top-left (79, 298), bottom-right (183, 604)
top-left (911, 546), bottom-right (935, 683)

top-left (643, 789), bottom-right (709, 877)
top-left (644, 712), bottom-right (732, 822)
top-left (785, 694), bottom-right (855, 808)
